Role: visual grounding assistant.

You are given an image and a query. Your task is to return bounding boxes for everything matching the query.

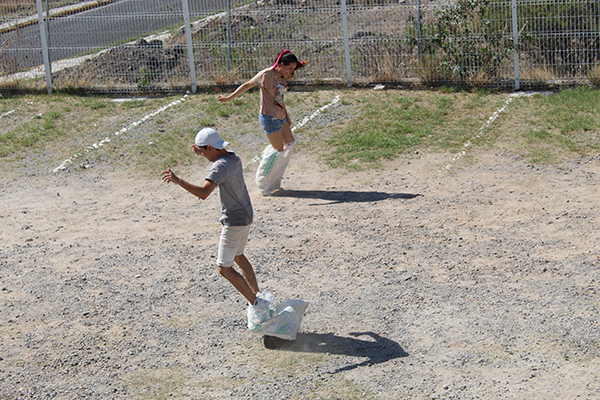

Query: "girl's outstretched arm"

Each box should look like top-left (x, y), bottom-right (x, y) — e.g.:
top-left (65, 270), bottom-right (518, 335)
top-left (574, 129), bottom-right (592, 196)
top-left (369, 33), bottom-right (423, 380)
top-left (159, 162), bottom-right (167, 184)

top-left (217, 80), bottom-right (257, 103)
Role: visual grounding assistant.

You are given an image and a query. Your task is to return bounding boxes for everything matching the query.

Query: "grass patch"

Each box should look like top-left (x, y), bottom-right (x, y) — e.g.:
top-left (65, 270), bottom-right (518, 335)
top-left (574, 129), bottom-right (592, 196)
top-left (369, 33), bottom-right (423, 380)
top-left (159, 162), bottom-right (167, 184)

top-left (495, 87), bottom-right (600, 164)
top-left (134, 127), bottom-right (198, 175)
top-left (544, 87), bottom-right (600, 134)
top-left (0, 99), bottom-right (67, 156)
top-left (0, 93), bottom-right (180, 169)
top-left (127, 366), bottom-right (189, 400)
top-left (251, 345), bottom-right (376, 399)
top-left (1, 88), bottom-right (599, 175)
top-left (205, 92), bottom-right (257, 122)
top-left (324, 89), bottom-right (501, 169)
top-left (324, 87), bottom-right (600, 170)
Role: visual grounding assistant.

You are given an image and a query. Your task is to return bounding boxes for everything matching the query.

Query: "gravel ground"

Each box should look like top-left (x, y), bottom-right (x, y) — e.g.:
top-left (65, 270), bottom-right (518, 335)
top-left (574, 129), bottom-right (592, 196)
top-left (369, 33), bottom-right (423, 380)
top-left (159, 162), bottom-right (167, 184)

top-left (1, 90), bottom-right (600, 400)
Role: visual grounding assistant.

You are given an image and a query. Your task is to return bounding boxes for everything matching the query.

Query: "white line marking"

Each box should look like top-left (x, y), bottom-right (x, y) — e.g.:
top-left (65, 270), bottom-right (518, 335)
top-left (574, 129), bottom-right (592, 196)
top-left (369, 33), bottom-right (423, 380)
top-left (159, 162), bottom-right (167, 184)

top-left (53, 94), bottom-right (188, 172)
top-left (442, 91), bottom-right (552, 172)
top-left (291, 95), bottom-right (341, 134)
top-left (0, 110), bottom-right (15, 119)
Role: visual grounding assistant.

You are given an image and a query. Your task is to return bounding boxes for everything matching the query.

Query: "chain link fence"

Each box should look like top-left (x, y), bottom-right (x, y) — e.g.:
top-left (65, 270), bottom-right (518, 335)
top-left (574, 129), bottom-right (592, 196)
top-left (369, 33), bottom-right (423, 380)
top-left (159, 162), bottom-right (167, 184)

top-left (1, 0), bottom-right (599, 93)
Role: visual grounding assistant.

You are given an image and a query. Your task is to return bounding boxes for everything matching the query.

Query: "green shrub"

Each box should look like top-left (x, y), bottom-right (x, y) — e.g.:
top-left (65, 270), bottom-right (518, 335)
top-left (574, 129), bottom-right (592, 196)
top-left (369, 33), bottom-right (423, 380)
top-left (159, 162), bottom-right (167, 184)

top-left (407, 0), bottom-right (514, 85)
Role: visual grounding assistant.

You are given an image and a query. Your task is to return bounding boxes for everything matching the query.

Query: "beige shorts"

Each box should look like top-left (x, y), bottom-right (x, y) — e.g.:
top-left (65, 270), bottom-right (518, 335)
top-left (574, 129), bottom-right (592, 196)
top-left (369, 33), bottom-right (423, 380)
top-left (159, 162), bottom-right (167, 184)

top-left (217, 224), bottom-right (251, 267)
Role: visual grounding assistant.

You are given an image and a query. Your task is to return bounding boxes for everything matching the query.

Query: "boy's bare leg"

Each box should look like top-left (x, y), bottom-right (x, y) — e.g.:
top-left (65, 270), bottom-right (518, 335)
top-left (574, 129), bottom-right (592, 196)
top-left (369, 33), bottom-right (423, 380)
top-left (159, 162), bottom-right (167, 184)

top-left (218, 266), bottom-right (256, 305)
top-left (234, 254), bottom-right (260, 295)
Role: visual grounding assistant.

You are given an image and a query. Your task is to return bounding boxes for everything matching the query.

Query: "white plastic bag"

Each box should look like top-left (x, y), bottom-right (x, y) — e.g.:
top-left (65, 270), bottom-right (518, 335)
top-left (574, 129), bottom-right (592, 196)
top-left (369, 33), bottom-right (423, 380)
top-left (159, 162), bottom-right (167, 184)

top-left (249, 299), bottom-right (308, 340)
top-left (247, 292), bottom-right (275, 330)
top-left (255, 141), bottom-right (295, 195)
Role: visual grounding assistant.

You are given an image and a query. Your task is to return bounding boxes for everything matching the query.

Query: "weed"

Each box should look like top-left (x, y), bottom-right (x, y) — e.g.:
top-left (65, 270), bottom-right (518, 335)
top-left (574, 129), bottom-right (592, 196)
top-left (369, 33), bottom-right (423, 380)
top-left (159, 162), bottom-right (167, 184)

top-left (43, 111), bottom-right (61, 130)
top-left (197, 117), bottom-right (216, 126)
top-left (439, 86), bottom-right (459, 94)
top-left (85, 99), bottom-right (109, 110)
top-left (137, 68), bottom-right (152, 90)
top-left (589, 65), bottom-right (600, 87)
top-left (122, 99), bottom-right (146, 108)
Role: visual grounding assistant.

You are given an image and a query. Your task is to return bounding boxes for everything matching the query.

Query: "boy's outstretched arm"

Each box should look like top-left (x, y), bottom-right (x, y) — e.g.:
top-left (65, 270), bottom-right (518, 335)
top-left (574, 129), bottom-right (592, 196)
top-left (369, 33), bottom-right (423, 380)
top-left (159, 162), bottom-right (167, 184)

top-left (161, 168), bottom-right (216, 200)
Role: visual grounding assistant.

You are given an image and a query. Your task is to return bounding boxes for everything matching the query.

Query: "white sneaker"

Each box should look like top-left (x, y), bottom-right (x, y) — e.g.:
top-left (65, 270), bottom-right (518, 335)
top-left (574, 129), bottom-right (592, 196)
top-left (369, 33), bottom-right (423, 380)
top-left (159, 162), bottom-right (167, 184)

top-left (247, 292), bottom-right (274, 330)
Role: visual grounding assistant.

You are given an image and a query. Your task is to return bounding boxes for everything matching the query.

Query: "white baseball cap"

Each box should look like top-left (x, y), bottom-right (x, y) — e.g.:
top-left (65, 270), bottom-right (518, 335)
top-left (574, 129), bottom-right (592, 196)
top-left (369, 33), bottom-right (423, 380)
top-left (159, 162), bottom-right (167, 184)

top-left (194, 127), bottom-right (229, 149)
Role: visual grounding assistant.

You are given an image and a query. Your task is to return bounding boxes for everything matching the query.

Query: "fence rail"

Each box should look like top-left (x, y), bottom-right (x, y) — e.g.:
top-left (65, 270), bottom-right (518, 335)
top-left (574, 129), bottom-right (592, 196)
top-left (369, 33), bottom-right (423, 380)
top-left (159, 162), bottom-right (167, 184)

top-left (1, 0), bottom-right (599, 93)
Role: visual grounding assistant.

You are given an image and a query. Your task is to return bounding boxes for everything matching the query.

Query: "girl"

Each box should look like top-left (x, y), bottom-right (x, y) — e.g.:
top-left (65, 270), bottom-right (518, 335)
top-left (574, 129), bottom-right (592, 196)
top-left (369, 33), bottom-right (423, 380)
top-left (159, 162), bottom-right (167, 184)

top-left (217, 50), bottom-right (308, 195)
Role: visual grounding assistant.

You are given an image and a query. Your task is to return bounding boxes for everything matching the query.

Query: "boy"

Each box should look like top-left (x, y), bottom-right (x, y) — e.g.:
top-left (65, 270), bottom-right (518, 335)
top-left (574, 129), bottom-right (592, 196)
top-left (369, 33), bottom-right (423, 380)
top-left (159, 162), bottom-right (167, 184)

top-left (161, 127), bottom-right (272, 327)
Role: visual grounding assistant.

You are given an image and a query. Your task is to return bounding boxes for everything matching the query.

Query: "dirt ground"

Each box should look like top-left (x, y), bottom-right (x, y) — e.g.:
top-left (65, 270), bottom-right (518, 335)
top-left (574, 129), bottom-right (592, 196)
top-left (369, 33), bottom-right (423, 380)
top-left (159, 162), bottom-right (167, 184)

top-left (1, 93), bottom-right (600, 399)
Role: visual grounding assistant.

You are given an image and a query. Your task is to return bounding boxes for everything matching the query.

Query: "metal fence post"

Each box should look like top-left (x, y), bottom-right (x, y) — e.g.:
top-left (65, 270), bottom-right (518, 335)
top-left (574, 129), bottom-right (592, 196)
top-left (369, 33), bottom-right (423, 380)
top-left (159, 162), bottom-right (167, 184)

top-left (341, 0), bottom-right (352, 87)
top-left (36, 0), bottom-right (52, 94)
top-left (511, 0), bottom-right (520, 91)
top-left (416, 0), bottom-right (421, 59)
top-left (227, 0), bottom-right (232, 73)
top-left (181, 0), bottom-right (197, 93)
top-left (44, 0), bottom-right (51, 65)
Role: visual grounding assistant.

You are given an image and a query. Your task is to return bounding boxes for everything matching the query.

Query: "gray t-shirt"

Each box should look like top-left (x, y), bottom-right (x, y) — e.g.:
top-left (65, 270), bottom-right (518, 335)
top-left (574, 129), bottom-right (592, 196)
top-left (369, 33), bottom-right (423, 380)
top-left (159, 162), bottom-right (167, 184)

top-left (206, 151), bottom-right (253, 226)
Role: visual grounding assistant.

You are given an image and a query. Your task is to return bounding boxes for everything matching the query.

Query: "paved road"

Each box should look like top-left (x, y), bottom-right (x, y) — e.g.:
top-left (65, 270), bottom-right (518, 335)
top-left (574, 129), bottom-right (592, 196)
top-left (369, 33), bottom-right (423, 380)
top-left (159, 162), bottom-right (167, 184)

top-left (1, 0), bottom-right (228, 72)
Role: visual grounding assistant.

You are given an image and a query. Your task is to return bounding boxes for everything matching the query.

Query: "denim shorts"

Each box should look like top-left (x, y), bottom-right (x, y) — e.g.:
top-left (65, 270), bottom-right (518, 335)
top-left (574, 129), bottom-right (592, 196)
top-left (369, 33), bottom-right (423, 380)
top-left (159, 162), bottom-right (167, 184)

top-left (217, 224), bottom-right (251, 268)
top-left (259, 113), bottom-right (286, 135)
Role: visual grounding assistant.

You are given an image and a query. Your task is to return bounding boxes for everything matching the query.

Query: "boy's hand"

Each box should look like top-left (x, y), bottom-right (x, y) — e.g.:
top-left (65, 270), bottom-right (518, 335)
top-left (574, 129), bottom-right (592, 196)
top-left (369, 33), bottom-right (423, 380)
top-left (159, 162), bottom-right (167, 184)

top-left (191, 144), bottom-right (204, 155)
top-left (161, 168), bottom-right (179, 184)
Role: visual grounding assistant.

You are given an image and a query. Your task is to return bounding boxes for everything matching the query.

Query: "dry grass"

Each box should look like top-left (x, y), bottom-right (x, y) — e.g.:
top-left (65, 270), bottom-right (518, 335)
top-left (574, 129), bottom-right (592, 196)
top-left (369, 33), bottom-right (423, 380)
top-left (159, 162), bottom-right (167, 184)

top-left (415, 56), bottom-right (447, 84)
top-left (1, 0), bottom-right (116, 27)
top-left (211, 66), bottom-right (246, 86)
top-left (0, 1), bottom-right (33, 16)
top-left (0, 0), bottom-right (81, 17)
top-left (370, 53), bottom-right (400, 83)
top-left (0, 77), bottom-right (46, 91)
top-left (521, 64), bottom-right (555, 83)
top-left (588, 64), bottom-right (600, 87)
top-left (469, 68), bottom-right (492, 87)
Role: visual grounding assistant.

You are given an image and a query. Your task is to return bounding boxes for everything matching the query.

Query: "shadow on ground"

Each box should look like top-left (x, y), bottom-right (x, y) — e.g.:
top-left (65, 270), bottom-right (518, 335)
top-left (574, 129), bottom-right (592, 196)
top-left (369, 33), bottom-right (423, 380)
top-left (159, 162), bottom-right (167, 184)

top-left (273, 189), bottom-right (422, 205)
top-left (263, 331), bottom-right (409, 373)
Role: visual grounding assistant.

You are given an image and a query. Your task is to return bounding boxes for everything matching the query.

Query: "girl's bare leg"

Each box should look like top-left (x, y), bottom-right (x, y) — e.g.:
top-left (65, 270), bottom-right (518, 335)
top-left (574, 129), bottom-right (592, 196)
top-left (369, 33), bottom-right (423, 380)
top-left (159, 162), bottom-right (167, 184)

top-left (266, 130), bottom-right (285, 152)
top-left (265, 122), bottom-right (295, 152)
top-left (280, 121), bottom-right (295, 147)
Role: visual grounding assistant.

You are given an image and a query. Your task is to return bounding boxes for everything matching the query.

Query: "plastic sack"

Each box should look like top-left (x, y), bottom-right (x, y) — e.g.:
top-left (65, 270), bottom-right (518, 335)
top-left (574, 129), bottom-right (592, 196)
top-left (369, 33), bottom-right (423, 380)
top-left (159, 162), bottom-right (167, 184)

top-left (255, 141), bottom-right (295, 196)
top-left (247, 292), bottom-right (275, 329)
top-left (249, 299), bottom-right (308, 340)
